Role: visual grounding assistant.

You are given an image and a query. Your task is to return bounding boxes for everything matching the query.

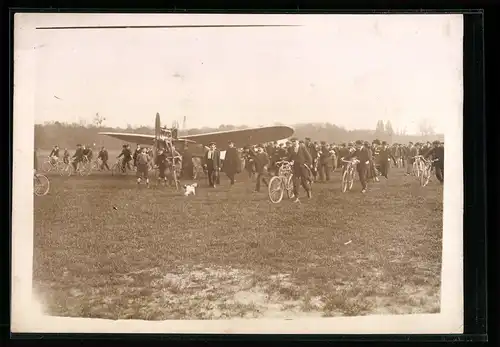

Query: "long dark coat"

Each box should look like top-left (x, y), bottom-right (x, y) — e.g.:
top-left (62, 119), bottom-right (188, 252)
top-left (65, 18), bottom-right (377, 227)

top-left (223, 147), bottom-right (241, 175)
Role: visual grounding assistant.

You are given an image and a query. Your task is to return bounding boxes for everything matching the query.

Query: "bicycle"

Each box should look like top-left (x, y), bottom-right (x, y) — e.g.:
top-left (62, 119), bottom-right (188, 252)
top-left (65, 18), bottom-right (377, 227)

top-left (41, 157), bottom-right (66, 175)
top-left (91, 158), bottom-right (103, 172)
top-left (33, 171), bottom-right (50, 196)
top-left (58, 160), bottom-right (74, 177)
top-left (411, 155), bottom-right (425, 177)
top-left (72, 156), bottom-right (92, 176)
top-left (268, 160), bottom-right (295, 204)
top-left (111, 158), bottom-right (130, 176)
top-left (420, 158), bottom-right (439, 187)
top-left (340, 158), bottom-right (360, 193)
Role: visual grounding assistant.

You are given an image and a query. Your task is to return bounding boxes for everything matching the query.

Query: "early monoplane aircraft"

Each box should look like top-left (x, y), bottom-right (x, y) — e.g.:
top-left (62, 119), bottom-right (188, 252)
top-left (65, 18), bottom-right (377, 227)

top-left (98, 113), bottom-right (295, 156)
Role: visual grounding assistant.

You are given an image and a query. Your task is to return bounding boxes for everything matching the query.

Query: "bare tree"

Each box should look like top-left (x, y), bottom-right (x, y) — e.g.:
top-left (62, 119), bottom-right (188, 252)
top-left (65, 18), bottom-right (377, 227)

top-left (384, 120), bottom-right (394, 136)
top-left (419, 119), bottom-right (436, 136)
top-left (93, 113), bottom-right (106, 128)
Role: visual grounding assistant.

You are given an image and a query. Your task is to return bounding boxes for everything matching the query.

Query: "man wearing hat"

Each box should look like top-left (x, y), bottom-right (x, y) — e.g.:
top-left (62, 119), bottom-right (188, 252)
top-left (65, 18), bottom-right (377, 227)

top-left (71, 144), bottom-right (84, 172)
top-left (117, 144), bottom-right (133, 172)
top-left (377, 141), bottom-right (397, 179)
top-left (136, 147), bottom-right (151, 188)
top-left (343, 140), bottom-right (371, 193)
top-left (155, 148), bottom-right (168, 185)
top-left (203, 141), bottom-right (221, 188)
top-left (406, 142), bottom-right (418, 175)
top-left (424, 140), bottom-right (444, 184)
top-left (318, 141), bottom-right (333, 182)
top-left (222, 140), bottom-right (241, 185)
top-left (337, 143), bottom-right (349, 170)
top-left (288, 137), bottom-right (313, 201)
top-left (97, 146), bottom-right (110, 171)
top-left (304, 137), bottom-right (318, 179)
top-left (181, 143), bottom-right (194, 180)
top-left (253, 144), bottom-right (270, 192)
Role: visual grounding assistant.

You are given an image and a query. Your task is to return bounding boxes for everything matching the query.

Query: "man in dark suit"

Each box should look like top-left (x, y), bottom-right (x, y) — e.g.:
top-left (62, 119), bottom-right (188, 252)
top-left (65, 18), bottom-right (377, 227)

top-left (318, 141), bottom-right (332, 182)
top-left (181, 144), bottom-right (194, 179)
top-left (343, 140), bottom-right (371, 193)
top-left (204, 141), bottom-right (221, 188)
top-left (377, 141), bottom-right (397, 179)
top-left (253, 145), bottom-right (270, 192)
top-left (338, 143), bottom-right (349, 171)
top-left (223, 140), bottom-right (241, 185)
top-left (288, 138), bottom-right (313, 201)
top-left (304, 137), bottom-right (318, 180)
top-left (424, 140), bottom-right (444, 184)
top-left (98, 147), bottom-right (110, 171)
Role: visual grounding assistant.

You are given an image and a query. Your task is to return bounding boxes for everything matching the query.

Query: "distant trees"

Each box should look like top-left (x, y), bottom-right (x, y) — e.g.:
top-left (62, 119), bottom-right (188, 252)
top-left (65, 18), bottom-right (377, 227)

top-left (384, 120), bottom-right (394, 137)
top-left (418, 118), bottom-right (436, 136)
top-left (374, 120), bottom-right (395, 142)
top-left (375, 120), bottom-right (385, 138)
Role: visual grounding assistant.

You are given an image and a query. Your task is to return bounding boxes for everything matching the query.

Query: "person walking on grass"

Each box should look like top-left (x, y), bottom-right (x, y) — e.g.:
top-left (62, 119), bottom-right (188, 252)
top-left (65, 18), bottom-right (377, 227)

top-left (253, 145), bottom-right (270, 193)
top-left (288, 137), bottom-right (313, 202)
top-left (377, 141), bottom-right (398, 179)
top-left (136, 147), bottom-right (150, 188)
top-left (342, 140), bottom-right (371, 193)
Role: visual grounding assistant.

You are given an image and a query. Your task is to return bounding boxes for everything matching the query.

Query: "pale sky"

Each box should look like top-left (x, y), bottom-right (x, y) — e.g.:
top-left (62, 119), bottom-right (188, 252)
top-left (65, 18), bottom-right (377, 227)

top-left (22, 14), bottom-right (463, 134)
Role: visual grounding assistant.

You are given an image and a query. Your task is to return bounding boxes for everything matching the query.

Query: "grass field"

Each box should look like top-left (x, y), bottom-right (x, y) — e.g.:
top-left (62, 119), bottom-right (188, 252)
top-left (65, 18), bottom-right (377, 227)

top-left (33, 153), bottom-right (443, 320)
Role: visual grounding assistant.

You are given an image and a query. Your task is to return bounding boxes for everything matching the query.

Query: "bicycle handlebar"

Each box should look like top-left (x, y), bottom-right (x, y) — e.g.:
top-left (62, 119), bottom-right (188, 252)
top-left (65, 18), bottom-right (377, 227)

top-left (341, 158), bottom-right (360, 164)
top-left (275, 160), bottom-right (292, 166)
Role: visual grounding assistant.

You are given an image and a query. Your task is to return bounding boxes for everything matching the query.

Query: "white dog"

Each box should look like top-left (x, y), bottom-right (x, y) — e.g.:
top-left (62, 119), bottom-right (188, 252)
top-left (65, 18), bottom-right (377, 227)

top-left (183, 183), bottom-right (198, 196)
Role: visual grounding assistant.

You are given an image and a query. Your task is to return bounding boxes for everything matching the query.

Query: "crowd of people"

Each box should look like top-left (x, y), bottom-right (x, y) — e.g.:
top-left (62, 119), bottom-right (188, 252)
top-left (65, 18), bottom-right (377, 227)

top-left (35, 136), bottom-right (444, 200)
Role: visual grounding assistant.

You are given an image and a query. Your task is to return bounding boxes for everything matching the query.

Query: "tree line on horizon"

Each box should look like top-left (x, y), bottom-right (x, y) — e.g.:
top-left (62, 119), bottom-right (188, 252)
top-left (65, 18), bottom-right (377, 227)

top-left (34, 117), bottom-right (443, 150)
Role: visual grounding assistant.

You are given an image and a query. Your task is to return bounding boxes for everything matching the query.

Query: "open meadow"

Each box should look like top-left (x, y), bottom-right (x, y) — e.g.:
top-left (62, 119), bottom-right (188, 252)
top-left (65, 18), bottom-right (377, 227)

top-left (33, 153), bottom-right (443, 320)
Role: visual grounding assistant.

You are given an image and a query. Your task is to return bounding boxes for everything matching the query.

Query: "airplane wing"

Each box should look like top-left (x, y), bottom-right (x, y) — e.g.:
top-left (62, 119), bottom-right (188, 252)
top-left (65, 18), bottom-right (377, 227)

top-left (180, 126), bottom-right (294, 148)
top-left (99, 126), bottom-right (294, 148)
top-left (98, 132), bottom-right (196, 146)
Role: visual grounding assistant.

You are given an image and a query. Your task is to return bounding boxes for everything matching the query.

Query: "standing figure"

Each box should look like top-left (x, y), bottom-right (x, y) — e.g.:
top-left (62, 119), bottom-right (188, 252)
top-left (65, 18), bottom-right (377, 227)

top-left (318, 141), bottom-right (332, 182)
top-left (136, 147), bottom-right (150, 187)
top-left (204, 142), bottom-right (221, 188)
top-left (98, 147), bottom-right (110, 171)
top-left (343, 140), bottom-right (371, 193)
top-left (288, 138), bottom-right (313, 202)
top-left (223, 140), bottom-right (241, 185)
top-left (181, 144), bottom-right (194, 180)
top-left (377, 141), bottom-right (397, 179)
top-left (304, 137), bottom-right (318, 180)
top-left (155, 149), bottom-right (168, 185)
top-left (253, 145), bottom-right (270, 192)
top-left (424, 140), bottom-right (444, 184)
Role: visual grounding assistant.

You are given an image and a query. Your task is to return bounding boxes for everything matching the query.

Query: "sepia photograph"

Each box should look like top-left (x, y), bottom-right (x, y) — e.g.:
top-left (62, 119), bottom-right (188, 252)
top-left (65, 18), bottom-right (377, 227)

top-left (12, 13), bottom-right (463, 334)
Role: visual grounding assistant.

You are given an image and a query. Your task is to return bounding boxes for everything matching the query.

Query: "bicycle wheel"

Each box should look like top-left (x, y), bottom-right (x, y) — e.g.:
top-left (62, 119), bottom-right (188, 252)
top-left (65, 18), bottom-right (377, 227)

top-left (111, 164), bottom-right (120, 176)
top-left (91, 161), bottom-right (100, 171)
top-left (348, 167), bottom-right (355, 191)
top-left (56, 162), bottom-right (66, 176)
top-left (80, 163), bottom-right (92, 176)
top-left (34, 174), bottom-right (50, 196)
top-left (65, 164), bottom-right (74, 176)
top-left (268, 176), bottom-right (284, 203)
top-left (286, 174), bottom-right (295, 199)
top-left (420, 167), bottom-right (431, 187)
top-left (41, 161), bottom-right (53, 173)
top-left (341, 168), bottom-right (350, 192)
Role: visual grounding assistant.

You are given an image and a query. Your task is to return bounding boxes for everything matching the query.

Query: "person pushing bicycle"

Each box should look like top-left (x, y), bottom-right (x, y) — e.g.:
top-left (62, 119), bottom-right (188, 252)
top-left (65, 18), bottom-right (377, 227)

top-left (424, 140), bottom-right (444, 184)
top-left (342, 140), bottom-right (371, 193)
